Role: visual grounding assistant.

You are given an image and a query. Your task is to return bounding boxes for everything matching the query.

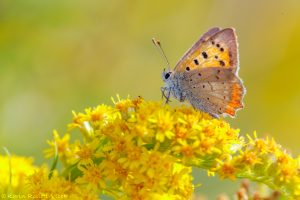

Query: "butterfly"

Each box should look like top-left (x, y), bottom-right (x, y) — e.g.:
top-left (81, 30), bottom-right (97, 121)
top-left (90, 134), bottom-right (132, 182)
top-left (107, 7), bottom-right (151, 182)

top-left (155, 27), bottom-right (246, 118)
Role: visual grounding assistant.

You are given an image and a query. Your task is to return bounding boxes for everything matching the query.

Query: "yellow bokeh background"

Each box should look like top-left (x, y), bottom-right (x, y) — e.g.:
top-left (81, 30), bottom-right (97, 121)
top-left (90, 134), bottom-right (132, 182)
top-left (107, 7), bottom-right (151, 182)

top-left (0, 0), bottom-right (299, 198)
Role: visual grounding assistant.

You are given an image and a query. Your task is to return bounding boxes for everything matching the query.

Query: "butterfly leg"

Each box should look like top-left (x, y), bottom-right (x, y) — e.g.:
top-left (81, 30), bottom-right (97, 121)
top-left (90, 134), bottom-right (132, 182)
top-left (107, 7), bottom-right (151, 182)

top-left (178, 93), bottom-right (186, 102)
top-left (161, 87), bottom-right (172, 104)
top-left (166, 89), bottom-right (172, 104)
top-left (161, 87), bottom-right (166, 100)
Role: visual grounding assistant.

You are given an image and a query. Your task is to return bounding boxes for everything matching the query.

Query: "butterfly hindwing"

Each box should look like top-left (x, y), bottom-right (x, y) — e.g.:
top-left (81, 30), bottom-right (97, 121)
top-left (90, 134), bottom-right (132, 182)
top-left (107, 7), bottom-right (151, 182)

top-left (174, 28), bottom-right (238, 73)
top-left (180, 67), bottom-right (245, 117)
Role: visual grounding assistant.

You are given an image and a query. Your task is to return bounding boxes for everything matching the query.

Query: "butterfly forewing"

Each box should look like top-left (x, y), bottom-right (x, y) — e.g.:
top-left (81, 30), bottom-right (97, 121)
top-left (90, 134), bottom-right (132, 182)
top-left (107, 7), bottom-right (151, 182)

top-left (174, 28), bottom-right (238, 73)
top-left (176, 27), bottom-right (221, 63)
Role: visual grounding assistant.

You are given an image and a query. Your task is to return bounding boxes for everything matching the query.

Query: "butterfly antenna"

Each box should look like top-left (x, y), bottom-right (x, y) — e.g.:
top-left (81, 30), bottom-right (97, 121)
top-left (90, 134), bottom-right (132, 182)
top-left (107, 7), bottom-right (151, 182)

top-left (152, 38), bottom-right (171, 71)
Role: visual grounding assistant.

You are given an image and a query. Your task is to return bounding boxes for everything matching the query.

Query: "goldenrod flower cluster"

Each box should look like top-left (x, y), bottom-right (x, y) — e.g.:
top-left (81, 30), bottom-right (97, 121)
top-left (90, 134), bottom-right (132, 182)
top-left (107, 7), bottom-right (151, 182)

top-left (1, 97), bottom-right (299, 199)
top-left (48, 97), bottom-right (195, 199)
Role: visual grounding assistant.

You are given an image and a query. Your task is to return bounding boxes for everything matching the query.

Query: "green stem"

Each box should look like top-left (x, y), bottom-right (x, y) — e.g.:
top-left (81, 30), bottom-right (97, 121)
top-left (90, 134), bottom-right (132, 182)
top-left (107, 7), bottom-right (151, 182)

top-left (48, 142), bottom-right (59, 179)
top-left (2, 147), bottom-right (12, 195)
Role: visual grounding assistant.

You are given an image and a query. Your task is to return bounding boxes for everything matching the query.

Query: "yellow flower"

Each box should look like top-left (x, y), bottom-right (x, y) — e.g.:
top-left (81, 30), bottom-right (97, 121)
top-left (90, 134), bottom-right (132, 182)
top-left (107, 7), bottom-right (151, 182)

top-left (76, 163), bottom-right (106, 189)
top-left (75, 139), bottom-right (102, 165)
top-left (149, 110), bottom-right (174, 142)
top-left (237, 150), bottom-right (262, 166)
top-left (167, 163), bottom-right (193, 197)
top-left (0, 155), bottom-right (37, 194)
top-left (103, 157), bottom-right (129, 182)
top-left (27, 167), bottom-right (100, 200)
top-left (140, 150), bottom-right (173, 178)
top-left (218, 162), bottom-right (237, 180)
top-left (44, 130), bottom-right (73, 163)
top-left (118, 145), bottom-right (147, 170)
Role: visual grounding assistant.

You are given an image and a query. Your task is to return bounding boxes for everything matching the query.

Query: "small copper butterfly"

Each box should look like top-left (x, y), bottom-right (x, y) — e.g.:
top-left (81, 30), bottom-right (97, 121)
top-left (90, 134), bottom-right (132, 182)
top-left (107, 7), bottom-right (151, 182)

top-left (153, 27), bottom-right (246, 118)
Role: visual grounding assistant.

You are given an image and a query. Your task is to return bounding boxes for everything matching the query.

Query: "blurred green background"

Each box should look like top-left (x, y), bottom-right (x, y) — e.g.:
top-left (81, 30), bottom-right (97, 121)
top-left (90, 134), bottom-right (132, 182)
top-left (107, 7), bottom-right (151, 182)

top-left (1, 0), bottom-right (300, 198)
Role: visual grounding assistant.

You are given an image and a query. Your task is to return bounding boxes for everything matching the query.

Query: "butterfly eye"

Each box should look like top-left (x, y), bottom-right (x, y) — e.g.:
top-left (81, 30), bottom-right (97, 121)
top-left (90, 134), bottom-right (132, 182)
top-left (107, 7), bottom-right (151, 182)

top-left (164, 72), bottom-right (171, 79)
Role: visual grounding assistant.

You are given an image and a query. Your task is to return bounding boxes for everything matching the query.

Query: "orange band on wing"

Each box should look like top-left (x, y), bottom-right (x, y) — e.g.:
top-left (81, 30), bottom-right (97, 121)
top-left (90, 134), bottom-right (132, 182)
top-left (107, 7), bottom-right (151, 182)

top-left (225, 83), bottom-right (244, 116)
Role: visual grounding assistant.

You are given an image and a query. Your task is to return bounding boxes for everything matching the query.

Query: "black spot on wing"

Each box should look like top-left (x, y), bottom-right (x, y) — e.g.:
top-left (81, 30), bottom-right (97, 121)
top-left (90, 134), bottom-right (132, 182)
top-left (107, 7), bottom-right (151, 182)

top-left (194, 59), bottom-right (199, 65)
top-left (219, 60), bottom-right (225, 66)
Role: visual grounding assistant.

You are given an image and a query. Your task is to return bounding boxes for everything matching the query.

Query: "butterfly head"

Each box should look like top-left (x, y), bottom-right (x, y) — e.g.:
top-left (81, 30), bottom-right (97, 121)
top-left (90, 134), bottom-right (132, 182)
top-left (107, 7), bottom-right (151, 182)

top-left (162, 68), bottom-right (172, 82)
